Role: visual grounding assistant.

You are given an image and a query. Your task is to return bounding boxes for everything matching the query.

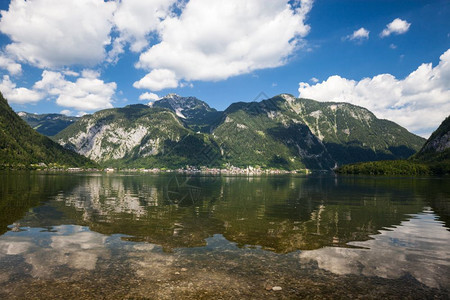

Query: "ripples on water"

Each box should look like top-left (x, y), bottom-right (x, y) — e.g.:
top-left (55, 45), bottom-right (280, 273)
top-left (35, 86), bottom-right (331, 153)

top-left (0, 172), bottom-right (449, 299)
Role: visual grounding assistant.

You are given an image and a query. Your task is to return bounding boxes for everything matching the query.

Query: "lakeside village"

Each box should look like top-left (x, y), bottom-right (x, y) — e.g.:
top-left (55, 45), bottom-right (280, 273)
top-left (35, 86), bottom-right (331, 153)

top-left (29, 163), bottom-right (310, 175)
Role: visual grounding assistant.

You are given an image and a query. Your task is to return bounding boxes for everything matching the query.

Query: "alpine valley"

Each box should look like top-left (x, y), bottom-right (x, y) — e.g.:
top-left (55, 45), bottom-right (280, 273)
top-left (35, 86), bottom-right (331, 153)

top-left (43, 93), bottom-right (426, 171)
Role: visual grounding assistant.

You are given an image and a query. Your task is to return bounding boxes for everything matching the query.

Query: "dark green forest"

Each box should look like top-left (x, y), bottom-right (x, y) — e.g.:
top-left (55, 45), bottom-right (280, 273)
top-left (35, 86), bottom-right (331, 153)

top-left (0, 93), bottom-right (95, 169)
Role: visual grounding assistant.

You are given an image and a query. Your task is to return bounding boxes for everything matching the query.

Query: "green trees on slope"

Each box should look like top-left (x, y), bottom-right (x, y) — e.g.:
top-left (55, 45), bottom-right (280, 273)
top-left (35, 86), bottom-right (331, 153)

top-left (0, 93), bottom-right (95, 169)
top-left (336, 115), bottom-right (450, 176)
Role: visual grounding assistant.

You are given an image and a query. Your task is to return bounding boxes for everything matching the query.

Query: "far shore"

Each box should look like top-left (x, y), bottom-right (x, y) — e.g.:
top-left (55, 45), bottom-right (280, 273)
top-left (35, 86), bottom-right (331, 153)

top-left (1, 165), bottom-right (316, 175)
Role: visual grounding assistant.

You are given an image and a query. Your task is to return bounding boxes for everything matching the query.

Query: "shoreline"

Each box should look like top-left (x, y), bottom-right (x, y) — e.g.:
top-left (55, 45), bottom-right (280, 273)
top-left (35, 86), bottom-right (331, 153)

top-left (0, 165), bottom-right (315, 175)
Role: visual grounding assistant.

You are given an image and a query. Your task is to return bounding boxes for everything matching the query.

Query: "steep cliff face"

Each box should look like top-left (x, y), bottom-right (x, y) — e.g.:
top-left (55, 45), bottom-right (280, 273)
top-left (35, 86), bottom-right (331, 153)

top-left (54, 104), bottom-right (220, 167)
top-left (55, 105), bottom-right (183, 161)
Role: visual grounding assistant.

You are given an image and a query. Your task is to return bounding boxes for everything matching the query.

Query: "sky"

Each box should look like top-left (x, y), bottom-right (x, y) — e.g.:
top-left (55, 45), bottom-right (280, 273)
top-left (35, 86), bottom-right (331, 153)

top-left (0, 0), bottom-right (448, 137)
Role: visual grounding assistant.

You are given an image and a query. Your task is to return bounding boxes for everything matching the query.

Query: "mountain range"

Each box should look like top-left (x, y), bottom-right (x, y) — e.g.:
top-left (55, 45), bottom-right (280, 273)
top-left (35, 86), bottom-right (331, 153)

top-left (18, 112), bottom-right (79, 136)
top-left (46, 93), bottom-right (425, 170)
top-left (8, 87), bottom-right (447, 174)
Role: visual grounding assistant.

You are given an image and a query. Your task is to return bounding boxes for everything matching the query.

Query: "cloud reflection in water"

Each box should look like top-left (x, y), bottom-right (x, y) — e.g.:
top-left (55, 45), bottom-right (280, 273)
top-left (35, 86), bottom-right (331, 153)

top-left (300, 209), bottom-right (450, 289)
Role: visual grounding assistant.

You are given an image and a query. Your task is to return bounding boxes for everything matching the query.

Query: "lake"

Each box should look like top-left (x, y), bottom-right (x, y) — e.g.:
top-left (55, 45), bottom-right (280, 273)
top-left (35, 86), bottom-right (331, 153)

top-left (0, 172), bottom-right (449, 299)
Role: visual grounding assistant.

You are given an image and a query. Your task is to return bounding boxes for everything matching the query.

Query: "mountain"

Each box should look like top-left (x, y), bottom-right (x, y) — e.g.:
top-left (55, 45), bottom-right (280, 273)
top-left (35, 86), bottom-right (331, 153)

top-left (336, 115), bottom-right (450, 175)
top-left (211, 96), bottom-right (335, 170)
top-left (277, 94), bottom-right (424, 163)
top-left (0, 93), bottom-right (93, 168)
top-left (54, 104), bottom-right (220, 168)
top-left (53, 94), bottom-right (425, 170)
top-left (414, 115), bottom-right (450, 162)
top-left (152, 93), bottom-right (222, 132)
top-left (210, 94), bottom-right (425, 169)
top-left (18, 112), bottom-right (79, 136)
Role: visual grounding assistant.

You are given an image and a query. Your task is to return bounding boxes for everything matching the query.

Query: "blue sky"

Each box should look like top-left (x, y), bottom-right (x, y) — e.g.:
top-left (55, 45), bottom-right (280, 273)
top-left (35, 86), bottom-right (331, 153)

top-left (0, 0), bottom-right (448, 137)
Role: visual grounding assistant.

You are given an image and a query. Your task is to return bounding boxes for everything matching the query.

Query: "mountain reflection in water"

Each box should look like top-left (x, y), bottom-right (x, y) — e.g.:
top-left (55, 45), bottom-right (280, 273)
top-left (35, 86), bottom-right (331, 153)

top-left (0, 172), bottom-right (449, 298)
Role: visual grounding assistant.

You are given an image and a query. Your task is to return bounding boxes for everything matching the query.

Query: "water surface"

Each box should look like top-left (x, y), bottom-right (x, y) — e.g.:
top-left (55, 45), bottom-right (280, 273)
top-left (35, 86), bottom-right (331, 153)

top-left (0, 172), bottom-right (449, 299)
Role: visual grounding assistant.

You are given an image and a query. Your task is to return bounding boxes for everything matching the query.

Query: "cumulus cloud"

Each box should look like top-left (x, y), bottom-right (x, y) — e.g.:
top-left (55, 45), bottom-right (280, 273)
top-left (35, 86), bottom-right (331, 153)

top-left (380, 18), bottom-right (411, 38)
top-left (0, 75), bottom-right (42, 104)
top-left (0, 0), bottom-right (316, 104)
top-left (0, 53), bottom-right (21, 75)
top-left (0, 0), bottom-right (116, 68)
top-left (81, 69), bottom-right (101, 79)
top-left (34, 70), bottom-right (116, 111)
top-left (135, 0), bottom-right (313, 90)
top-left (347, 27), bottom-right (369, 41)
top-left (298, 49), bottom-right (450, 137)
top-left (108, 0), bottom-right (177, 62)
top-left (133, 68), bottom-right (178, 91)
top-left (0, 68), bottom-right (116, 111)
top-left (139, 92), bottom-right (160, 102)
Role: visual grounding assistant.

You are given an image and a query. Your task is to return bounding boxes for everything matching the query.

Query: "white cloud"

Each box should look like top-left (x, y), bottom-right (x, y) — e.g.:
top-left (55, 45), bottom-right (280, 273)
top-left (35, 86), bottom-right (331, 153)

top-left (0, 0), bottom-right (116, 68)
top-left (110, 0), bottom-right (176, 59)
top-left (0, 53), bottom-right (21, 75)
top-left (347, 27), bottom-right (369, 41)
top-left (34, 70), bottom-right (117, 111)
top-left (298, 49), bottom-right (450, 137)
top-left (0, 0), bottom-right (316, 98)
top-left (81, 69), bottom-right (101, 79)
top-left (1, 68), bottom-right (116, 111)
top-left (133, 68), bottom-right (178, 91)
top-left (0, 75), bottom-right (42, 104)
top-left (139, 92), bottom-right (160, 102)
top-left (62, 70), bottom-right (79, 77)
top-left (380, 18), bottom-right (411, 38)
top-left (311, 77), bottom-right (319, 83)
top-left (60, 109), bottom-right (72, 116)
top-left (136, 0), bottom-right (313, 90)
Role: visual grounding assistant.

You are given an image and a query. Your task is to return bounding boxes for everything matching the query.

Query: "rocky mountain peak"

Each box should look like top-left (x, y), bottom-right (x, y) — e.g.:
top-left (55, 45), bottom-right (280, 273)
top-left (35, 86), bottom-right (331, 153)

top-left (165, 93), bottom-right (179, 98)
top-left (153, 94), bottom-right (217, 122)
top-left (280, 93), bottom-right (296, 103)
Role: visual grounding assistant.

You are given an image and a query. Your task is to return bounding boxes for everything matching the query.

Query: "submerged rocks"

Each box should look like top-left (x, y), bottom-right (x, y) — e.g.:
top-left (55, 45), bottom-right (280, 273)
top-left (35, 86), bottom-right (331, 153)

top-left (264, 284), bottom-right (282, 292)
